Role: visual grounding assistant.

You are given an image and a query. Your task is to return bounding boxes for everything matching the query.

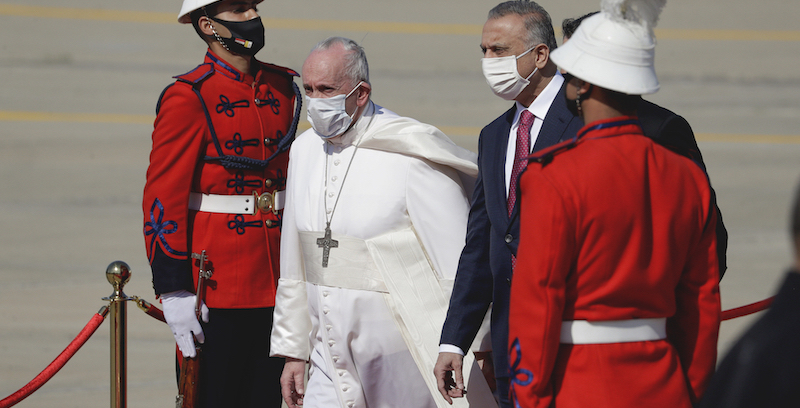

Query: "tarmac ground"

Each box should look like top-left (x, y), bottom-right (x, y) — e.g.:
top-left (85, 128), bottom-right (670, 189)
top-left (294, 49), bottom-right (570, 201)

top-left (1, 1), bottom-right (799, 407)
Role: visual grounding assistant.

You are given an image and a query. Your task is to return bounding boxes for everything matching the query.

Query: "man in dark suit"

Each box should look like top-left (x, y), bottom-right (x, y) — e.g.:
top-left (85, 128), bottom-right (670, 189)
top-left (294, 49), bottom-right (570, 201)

top-left (562, 12), bottom-right (728, 276)
top-left (698, 180), bottom-right (800, 408)
top-left (434, 2), bottom-right (582, 407)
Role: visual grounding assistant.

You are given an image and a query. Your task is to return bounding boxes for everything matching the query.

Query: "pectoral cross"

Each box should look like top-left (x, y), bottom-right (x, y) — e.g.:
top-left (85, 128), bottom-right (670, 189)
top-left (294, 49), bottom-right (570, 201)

top-left (316, 223), bottom-right (338, 268)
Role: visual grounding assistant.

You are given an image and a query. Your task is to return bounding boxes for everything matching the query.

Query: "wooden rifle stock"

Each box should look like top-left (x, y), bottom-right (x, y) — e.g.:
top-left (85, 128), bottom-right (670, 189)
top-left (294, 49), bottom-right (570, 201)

top-left (176, 250), bottom-right (210, 408)
top-left (176, 344), bottom-right (202, 408)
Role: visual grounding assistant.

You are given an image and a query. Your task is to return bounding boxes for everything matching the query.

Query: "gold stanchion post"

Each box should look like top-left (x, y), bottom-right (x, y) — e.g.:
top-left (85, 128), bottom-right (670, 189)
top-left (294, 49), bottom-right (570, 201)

top-left (105, 261), bottom-right (131, 408)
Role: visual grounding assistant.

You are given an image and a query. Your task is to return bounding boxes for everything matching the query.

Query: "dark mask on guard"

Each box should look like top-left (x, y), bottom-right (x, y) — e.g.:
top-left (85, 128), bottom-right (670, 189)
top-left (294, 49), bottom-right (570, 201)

top-left (208, 16), bottom-right (265, 56)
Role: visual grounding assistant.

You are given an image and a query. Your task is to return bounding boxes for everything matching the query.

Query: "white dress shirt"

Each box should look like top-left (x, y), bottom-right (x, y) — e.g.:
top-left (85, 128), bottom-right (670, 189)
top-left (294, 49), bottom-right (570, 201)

top-left (504, 72), bottom-right (565, 197)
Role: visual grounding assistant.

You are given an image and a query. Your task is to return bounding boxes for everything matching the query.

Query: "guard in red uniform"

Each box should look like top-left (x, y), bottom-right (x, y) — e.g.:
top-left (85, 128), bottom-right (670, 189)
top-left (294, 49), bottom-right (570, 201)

top-left (508, 2), bottom-right (721, 407)
top-left (142, 0), bottom-right (299, 406)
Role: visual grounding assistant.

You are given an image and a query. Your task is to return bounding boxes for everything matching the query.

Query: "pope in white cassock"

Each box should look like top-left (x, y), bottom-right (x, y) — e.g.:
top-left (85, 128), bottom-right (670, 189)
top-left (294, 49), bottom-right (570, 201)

top-left (270, 37), bottom-right (497, 408)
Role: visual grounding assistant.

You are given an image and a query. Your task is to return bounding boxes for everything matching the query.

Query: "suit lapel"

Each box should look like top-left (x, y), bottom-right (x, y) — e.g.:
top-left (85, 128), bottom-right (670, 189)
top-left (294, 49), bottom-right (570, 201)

top-left (485, 107), bottom-right (515, 230)
top-left (532, 82), bottom-right (577, 152)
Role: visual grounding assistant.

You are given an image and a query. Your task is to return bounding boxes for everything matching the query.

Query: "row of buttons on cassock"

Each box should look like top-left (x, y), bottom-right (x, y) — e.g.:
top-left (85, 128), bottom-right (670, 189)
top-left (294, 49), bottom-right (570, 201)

top-left (321, 289), bottom-right (357, 408)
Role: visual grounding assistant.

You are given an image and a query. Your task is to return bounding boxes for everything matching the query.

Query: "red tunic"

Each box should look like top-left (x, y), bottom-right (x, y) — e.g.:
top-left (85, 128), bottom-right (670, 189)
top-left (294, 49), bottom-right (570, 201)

top-left (143, 50), bottom-right (298, 308)
top-left (508, 117), bottom-right (720, 408)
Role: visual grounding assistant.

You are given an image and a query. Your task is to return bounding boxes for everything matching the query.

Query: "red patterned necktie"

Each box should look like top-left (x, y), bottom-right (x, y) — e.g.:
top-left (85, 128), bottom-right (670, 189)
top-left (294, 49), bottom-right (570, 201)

top-left (508, 109), bottom-right (534, 216)
top-left (509, 110), bottom-right (534, 270)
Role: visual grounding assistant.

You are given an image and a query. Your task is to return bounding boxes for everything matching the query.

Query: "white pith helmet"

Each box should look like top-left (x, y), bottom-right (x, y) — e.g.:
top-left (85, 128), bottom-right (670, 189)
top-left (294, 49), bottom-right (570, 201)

top-left (178, 0), bottom-right (221, 24)
top-left (178, 0), bottom-right (264, 24)
top-left (551, 0), bottom-right (666, 95)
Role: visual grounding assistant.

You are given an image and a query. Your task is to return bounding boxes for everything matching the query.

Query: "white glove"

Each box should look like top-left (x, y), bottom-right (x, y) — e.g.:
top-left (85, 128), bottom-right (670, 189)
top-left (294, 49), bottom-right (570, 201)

top-left (161, 290), bottom-right (209, 358)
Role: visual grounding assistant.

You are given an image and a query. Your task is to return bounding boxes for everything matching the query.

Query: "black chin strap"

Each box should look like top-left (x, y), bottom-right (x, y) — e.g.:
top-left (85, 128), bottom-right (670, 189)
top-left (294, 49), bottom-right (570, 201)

top-left (575, 83), bottom-right (594, 118)
top-left (203, 7), bottom-right (231, 52)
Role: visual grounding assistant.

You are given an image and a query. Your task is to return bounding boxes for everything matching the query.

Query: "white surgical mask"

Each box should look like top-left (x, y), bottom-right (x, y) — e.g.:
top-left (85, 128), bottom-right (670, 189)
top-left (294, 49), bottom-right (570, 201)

top-left (305, 82), bottom-right (363, 139)
top-left (481, 46), bottom-right (537, 101)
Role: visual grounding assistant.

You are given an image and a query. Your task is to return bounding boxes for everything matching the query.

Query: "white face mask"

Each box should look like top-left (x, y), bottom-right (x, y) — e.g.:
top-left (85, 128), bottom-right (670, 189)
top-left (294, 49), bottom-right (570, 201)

top-left (481, 46), bottom-right (538, 101)
top-left (305, 82), bottom-right (363, 139)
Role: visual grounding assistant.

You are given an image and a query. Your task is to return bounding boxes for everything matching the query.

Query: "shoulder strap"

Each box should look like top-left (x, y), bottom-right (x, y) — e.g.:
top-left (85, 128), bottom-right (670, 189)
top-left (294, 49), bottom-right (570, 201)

top-left (174, 63), bottom-right (215, 85)
top-left (528, 136), bottom-right (579, 166)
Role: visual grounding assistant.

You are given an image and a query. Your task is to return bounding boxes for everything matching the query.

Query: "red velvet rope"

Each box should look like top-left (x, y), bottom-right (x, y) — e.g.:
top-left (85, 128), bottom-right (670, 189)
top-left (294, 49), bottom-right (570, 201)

top-left (721, 296), bottom-right (775, 321)
top-left (128, 298), bottom-right (770, 323)
top-left (0, 310), bottom-right (107, 408)
top-left (134, 297), bottom-right (166, 324)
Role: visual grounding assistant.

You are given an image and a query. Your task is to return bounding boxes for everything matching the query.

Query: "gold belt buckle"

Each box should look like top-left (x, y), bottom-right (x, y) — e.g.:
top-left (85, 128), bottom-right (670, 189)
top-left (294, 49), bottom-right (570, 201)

top-left (254, 191), bottom-right (278, 215)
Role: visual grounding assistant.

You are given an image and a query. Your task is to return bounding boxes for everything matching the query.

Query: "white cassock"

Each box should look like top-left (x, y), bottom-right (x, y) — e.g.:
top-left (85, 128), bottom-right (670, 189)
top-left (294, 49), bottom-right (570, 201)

top-left (270, 101), bottom-right (497, 408)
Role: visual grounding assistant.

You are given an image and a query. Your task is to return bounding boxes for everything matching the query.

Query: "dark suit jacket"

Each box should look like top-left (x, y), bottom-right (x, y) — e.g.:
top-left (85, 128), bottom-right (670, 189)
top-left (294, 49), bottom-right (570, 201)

top-left (440, 81), bottom-right (583, 384)
top-left (638, 98), bottom-right (705, 167)
top-left (637, 98), bottom-right (728, 277)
